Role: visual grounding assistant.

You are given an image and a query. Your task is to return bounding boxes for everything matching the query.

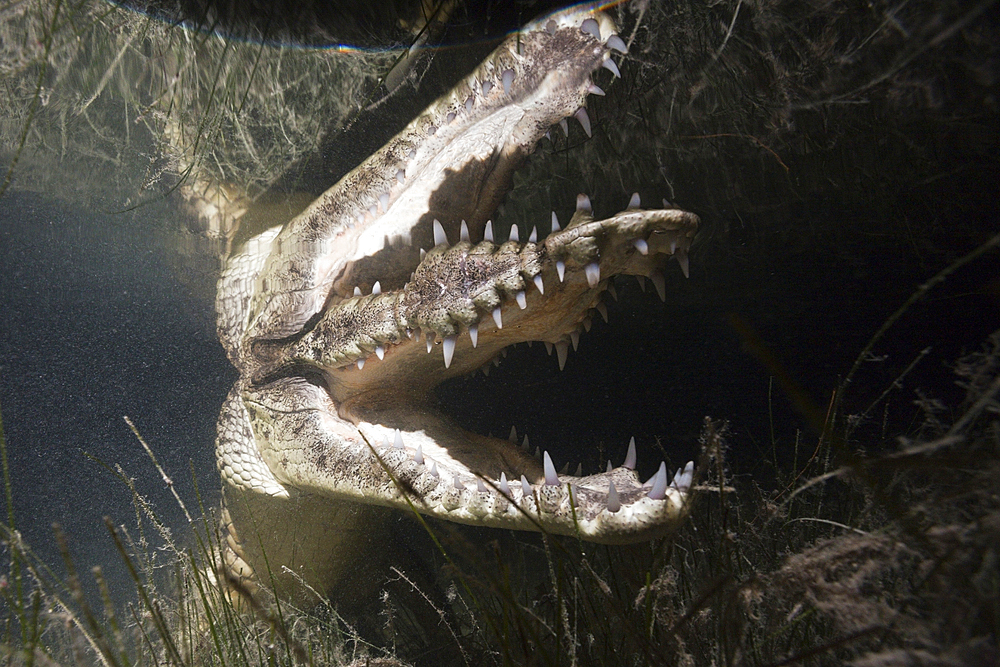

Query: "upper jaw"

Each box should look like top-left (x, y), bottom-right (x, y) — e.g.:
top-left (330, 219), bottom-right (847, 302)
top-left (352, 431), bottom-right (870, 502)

top-left (241, 5), bottom-right (627, 344)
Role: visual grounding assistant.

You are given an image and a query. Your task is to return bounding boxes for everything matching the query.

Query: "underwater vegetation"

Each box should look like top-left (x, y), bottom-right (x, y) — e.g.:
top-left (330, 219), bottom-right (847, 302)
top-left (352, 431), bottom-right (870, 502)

top-left (1, 0), bottom-right (998, 665)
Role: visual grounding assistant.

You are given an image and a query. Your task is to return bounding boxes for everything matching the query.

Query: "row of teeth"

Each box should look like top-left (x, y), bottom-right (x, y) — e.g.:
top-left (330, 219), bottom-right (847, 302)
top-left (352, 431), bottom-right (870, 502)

top-left (377, 430), bottom-right (694, 515)
top-left (344, 17), bottom-right (626, 243)
top-left (349, 193), bottom-right (690, 372)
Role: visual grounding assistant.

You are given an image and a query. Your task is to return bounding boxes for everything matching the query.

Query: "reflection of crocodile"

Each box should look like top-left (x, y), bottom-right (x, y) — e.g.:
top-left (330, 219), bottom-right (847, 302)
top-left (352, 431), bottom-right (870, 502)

top-left (214, 4), bottom-right (699, 605)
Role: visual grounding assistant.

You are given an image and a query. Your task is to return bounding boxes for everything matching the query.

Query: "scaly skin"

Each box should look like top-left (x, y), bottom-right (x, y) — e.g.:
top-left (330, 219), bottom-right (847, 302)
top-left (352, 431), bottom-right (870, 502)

top-left (215, 4), bottom-right (700, 605)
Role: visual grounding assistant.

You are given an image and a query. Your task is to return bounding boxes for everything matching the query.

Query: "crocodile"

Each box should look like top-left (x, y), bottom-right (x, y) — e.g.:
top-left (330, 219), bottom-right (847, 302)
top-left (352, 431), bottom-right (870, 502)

top-left (214, 4), bottom-right (700, 606)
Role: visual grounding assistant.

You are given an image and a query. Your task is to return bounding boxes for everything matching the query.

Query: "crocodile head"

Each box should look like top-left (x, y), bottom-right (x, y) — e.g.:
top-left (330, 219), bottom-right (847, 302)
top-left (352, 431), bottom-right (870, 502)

top-left (214, 3), bottom-right (699, 603)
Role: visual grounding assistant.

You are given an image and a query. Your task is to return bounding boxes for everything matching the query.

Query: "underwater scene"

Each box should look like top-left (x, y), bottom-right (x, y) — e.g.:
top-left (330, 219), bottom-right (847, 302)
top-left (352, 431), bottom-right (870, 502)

top-left (1, 0), bottom-right (997, 665)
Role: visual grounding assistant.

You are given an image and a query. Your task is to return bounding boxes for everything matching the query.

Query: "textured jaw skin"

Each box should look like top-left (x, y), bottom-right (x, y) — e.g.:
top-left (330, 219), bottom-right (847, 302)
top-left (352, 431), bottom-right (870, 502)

top-left (215, 4), bottom-right (700, 605)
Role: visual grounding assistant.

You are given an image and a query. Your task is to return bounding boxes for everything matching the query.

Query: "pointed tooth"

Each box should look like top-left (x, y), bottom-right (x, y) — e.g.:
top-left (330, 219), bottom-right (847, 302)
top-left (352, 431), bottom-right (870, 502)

top-left (484, 220), bottom-right (494, 243)
top-left (607, 482), bottom-right (621, 513)
top-left (588, 83), bottom-right (605, 96)
top-left (677, 248), bottom-right (690, 278)
top-left (516, 290), bottom-right (527, 309)
top-left (574, 463), bottom-right (582, 477)
top-left (574, 108), bottom-right (592, 138)
top-left (576, 193), bottom-right (592, 213)
top-left (395, 169), bottom-right (405, 184)
top-left (372, 280), bottom-right (381, 295)
top-left (583, 317), bottom-right (592, 333)
top-left (674, 461), bottom-right (694, 492)
top-left (570, 330), bottom-right (580, 351)
top-left (651, 271), bottom-right (666, 301)
top-left (633, 238), bottom-right (649, 255)
top-left (555, 341), bottom-right (569, 370)
top-left (477, 478), bottom-right (487, 493)
top-left (502, 68), bottom-right (514, 95)
top-left (585, 262), bottom-right (600, 287)
top-left (499, 472), bottom-right (510, 496)
top-left (379, 192), bottom-right (389, 211)
top-left (429, 462), bottom-right (439, 478)
top-left (551, 211), bottom-right (560, 232)
top-left (602, 57), bottom-right (620, 78)
top-left (628, 192), bottom-right (641, 208)
top-left (543, 452), bottom-right (559, 486)
top-left (492, 306), bottom-right (503, 329)
top-left (420, 248), bottom-right (426, 260)
top-left (636, 274), bottom-right (646, 291)
top-left (544, 341), bottom-right (553, 355)
top-left (357, 358), bottom-right (365, 370)
top-left (426, 335), bottom-right (433, 354)
top-left (559, 118), bottom-right (569, 136)
top-left (482, 363), bottom-right (490, 376)
top-left (369, 205), bottom-right (378, 218)
top-left (381, 435), bottom-right (390, 448)
top-left (556, 260), bottom-right (566, 282)
top-left (413, 444), bottom-right (424, 465)
top-left (580, 17), bottom-right (600, 39)
top-left (443, 335), bottom-right (457, 368)
top-left (393, 429), bottom-right (404, 449)
top-left (648, 462), bottom-right (668, 500)
top-left (469, 324), bottom-right (478, 348)
top-left (353, 286), bottom-right (362, 296)
top-left (624, 436), bottom-right (637, 469)
top-left (606, 460), bottom-right (613, 473)
top-left (375, 345), bottom-right (385, 360)
top-left (559, 461), bottom-right (569, 475)
top-left (509, 425), bottom-right (518, 442)
top-left (596, 302), bottom-right (608, 322)
top-left (607, 282), bottom-right (618, 301)
top-left (522, 434), bottom-right (530, 451)
top-left (533, 275), bottom-right (544, 294)
top-left (520, 475), bottom-right (532, 497)
top-left (454, 475), bottom-right (465, 490)
top-left (529, 225), bottom-right (538, 243)
top-left (482, 80), bottom-right (493, 96)
top-left (607, 34), bottom-right (627, 53)
top-left (433, 219), bottom-right (447, 246)
top-left (460, 220), bottom-right (470, 242)
top-left (465, 96), bottom-right (473, 112)
top-left (509, 225), bottom-right (519, 242)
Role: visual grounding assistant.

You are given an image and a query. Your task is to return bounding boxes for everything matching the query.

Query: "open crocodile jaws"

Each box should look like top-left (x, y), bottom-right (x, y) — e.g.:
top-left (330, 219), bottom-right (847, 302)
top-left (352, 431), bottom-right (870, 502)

top-left (215, 3), bottom-right (699, 603)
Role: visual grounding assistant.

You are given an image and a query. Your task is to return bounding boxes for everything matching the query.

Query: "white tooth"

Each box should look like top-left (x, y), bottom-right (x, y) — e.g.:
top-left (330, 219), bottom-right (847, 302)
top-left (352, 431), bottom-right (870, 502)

top-left (520, 475), bottom-right (532, 497)
top-left (502, 68), bottom-right (514, 95)
top-left (375, 345), bottom-right (385, 360)
top-left (556, 260), bottom-right (565, 282)
top-left (545, 19), bottom-right (556, 35)
top-left (454, 475), bottom-right (465, 490)
top-left (395, 169), bottom-right (405, 183)
top-left (585, 262), bottom-right (600, 287)
top-left (369, 205), bottom-right (377, 217)
top-left (509, 225), bottom-right (519, 242)
top-left (636, 274), bottom-right (646, 291)
top-left (381, 435), bottom-right (390, 448)
top-left (583, 317), bottom-right (592, 333)
top-left (607, 34), bottom-right (627, 53)
top-left (492, 306), bottom-right (503, 329)
top-left (633, 238), bottom-right (649, 255)
top-left (353, 286), bottom-right (362, 296)
top-left (413, 445), bottom-right (424, 465)
top-left (543, 451), bottom-right (559, 486)
top-left (516, 291), bottom-right (526, 309)
top-left (677, 249), bottom-right (690, 278)
top-left (407, 148), bottom-right (417, 159)
top-left (648, 462), bottom-right (668, 500)
top-left (596, 302), bottom-right (608, 322)
top-left (379, 192), bottom-right (389, 210)
top-left (533, 275), bottom-right (544, 294)
top-left (484, 220), bottom-right (494, 243)
top-left (607, 482), bottom-right (621, 513)
top-left (588, 84), bottom-right (605, 96)
top-left (420, 248), bottom-right (426, 260)
top-left (499, 473), bottom-right (510, 496)
top-left (482, 80), bottom-right (493, 96)
top-left (469, 324), bottom-right (478, 348)
top-left (465, 96), bottom-right (473, 112)
top-left (477, 478), bottom-right (487, 493)
top-left (522, 434), bottom-right (530, 451)
top-left (446, 111), bottom-right (455, 123)
top-left (529, 225), bottom-right (538, 243)
top-left (651, 272), bottom-right (666, 301)
top-left (357, 358), bottom-right (365, 370)
top-left (670, 239), bottom-right (678, 254)
top-left (607, 282), bottom-right (618, 301)
top-left (576, 193), bottom-right (592, 212)
top-left (602, 58), bottom-right (620, 78)
top-left (674, 461), bottom-right (694, 492)
top-left (606, 460), bottom-right (613, 473)
top-left (394, 429), bottom-right (404, 449)
top-left (580, 17), bottom-right (600, 39)
top-left (559, 118), bottom-right (569, 136)
top-left (544, 341), bottom-right (553, 355)
top-left (460, 220), bottom-right (470, 242)
top-left (551, 211), bottom-right (560, 232)
top-left (570, 330), bottom-right (580, 351)
top-left (624, 436), bottom-right (637, 469)
top-left (372, 280), bottom-right (381, 295)
top-left (443, 335), bottom-right (456, 368)
top-left (426, 336), bottom-right (433, 354)
top-left (509, 425), bottom-right (518, 442)
top-left (555, 341), bottom-right (569, 370)
top-left (574, 108), bottom-right (592, 138)
top-left (433, 219), bottom-right (447, 246)
top-left (429, 462), bottom-right (439, 478)
top-left (574, 463), bottom-right (582, 477)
